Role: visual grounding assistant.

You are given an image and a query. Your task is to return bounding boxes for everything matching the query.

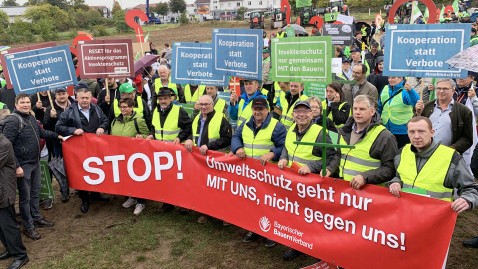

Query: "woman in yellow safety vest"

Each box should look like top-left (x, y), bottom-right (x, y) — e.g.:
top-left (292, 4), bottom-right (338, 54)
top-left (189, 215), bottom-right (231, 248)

top-left (322, 82), bottom-right (350, 128)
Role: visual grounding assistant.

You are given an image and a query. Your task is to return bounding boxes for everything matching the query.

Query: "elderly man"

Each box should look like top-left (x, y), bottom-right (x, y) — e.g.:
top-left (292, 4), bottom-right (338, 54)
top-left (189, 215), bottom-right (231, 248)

top-left (388, 116), bottom-right (478, 210)
top-left (416, 79), bottom-right (473, 154)
top-left (0, 110), bottom-right (29, 269)
top-left (229, 79), bottom-right (268, 127)
top-left (192, 85), bottom-right (228, 119)
top-left (184, 95), bottom-right (231, 155)
top-left (278, 82), bottom-right (308, 130)
top-left (181, 84), bottom-right (206, 104)
top-left (153, 65), bottom-right (183, 109)
top-left (56, 87), bottom-right (109, 214)
top-left (336, 95), bottom-right (398, 189)
top-left (378, 77), bottom-right (419, 148)
top-left (2, 94), bottom-right (63, 240)
top-left (349, 47), bottom-right (362, 68)
top-left (342, 63), bottom-right (378, 108)
top-left (278, 100), bottom-right (336, 260)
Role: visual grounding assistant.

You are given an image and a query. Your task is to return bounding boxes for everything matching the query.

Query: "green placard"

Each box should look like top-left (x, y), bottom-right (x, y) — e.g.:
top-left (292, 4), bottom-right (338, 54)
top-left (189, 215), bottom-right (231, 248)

top-left (271, 36), bottom-right (332, 83)
top-left (304, 81), bottom-right (327, 98)
top-left (325, 12), bottom-right (339, 22)
top-left (40, 160), bottom-right (54, 200)
top-left (285, 26), bottom-right (296, 37)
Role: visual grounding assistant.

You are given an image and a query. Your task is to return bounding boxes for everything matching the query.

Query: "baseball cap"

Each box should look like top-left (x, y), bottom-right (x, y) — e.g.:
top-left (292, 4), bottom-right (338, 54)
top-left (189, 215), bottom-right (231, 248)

top-left (55, 87), bottom-right (67, 94)
top-left (251, 97), bottom-right (268, 109)
top-left (350, 48), bottom-right (361, 53)
top-left (119, 83), bottom-right (135, 93)
top-left (74, 83), bottom-right (88, 91)
top-left (294, 101), bottom-right (311, 110)
top-left (342, 57), bottom-right (351, 63)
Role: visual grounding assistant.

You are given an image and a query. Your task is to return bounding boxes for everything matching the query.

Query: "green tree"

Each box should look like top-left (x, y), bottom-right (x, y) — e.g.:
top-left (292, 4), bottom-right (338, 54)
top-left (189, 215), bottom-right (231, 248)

top-left (69, 0), bottom-right (89, 11)
top-left (4, 19), bottom-right (34, 44)
top-left (112, 0), bottom-right (122, 16)
top-left (179, 11), bottom-right (188, 24)
top-left (73, 8), bottom-right (106, 29)
top-left (0, 10), bottom-right (8, 34)
top-left (24, 4), bottom-right (73, 32)
top-left (2, 0), bottom-right (19, 6)
top-left (236, 7), bottom-right (247, 20)
top-left (155, 2), bottom-right (169, 16)
top-left (113, 9), bottom-right (130, 33)
top-left (169, 0), bottom-right (186, 14)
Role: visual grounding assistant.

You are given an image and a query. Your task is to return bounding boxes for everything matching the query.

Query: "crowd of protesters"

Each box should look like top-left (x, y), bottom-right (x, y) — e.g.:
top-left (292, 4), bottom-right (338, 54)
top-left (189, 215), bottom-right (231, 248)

top-left (1, 4), bottom-right (478, 268)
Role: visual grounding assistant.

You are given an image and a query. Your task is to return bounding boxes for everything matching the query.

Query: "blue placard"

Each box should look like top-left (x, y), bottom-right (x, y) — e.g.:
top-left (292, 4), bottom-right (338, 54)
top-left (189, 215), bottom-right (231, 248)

top-left (4, 45), bottom-right (77, 95)
top-left (212, 28), bottom-right (263, 80)
top-left (171, 42), bottom-right (226, 86)
top-left (383, 24), bottom-right (469, 78)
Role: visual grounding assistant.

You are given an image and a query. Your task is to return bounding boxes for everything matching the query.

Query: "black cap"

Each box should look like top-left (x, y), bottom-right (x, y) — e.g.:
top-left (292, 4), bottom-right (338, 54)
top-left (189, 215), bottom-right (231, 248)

top-left (157, 87), bottom-right (174, 96)
top-left (294, 101), bottom-right (311, 110)
top-left (74, 83), bottom-right (88, 91)
top-left (252, 97), bottom-right (268, 109)
top-left (55, 87), bottom-right (67, 94)
top-left (342, 57), bottom-right (351, 63)
top-left (350, 48), bottom-right (361, 53)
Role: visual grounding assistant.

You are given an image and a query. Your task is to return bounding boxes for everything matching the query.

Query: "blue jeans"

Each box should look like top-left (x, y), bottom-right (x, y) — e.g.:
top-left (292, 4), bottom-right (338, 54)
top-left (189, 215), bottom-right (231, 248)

top-left (17, 163), bottom-right (43, 230)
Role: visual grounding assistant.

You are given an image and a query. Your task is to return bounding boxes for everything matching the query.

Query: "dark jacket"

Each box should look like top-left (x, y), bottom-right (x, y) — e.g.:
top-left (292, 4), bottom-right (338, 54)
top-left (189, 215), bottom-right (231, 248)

top-left (335, 113), bottom-right (398, 184)
top-left (0, 134), bottom-right (16, 208)
top-left (192, 110), bottom-right (232, 150)
top-left (367, 73), bottom-right (389, 96)
top-left (55, 102), bottom-right (109, 136)
top-left (421, 100), bottom-right (473, 154)
top-left (97, 87), bottom-right (120, 116)
top-left (153, 104), bottom-right (192, 142)
top-left (30, 92), bottom-right (51, 122)
top-left (231, 113), bottom-right (287, 161)
top-left (3, 110), bottom-right (58, 167)
top-left (43, 100), bottom-right (73, 131)
top-left (325, 101), bottom-right (350, 127)
top-left (0, 86), bottom-right (15, 112)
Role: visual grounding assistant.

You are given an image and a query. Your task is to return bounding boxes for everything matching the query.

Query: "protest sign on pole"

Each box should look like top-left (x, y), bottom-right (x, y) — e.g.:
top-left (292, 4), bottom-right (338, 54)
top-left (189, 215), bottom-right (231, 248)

top-left (321, 24), bottom-right (354, 46)
top-left (212, 28), bottom-right (263, 80)
top-left (77, 39), bottom-right (134, 79)
top-left (0, 42), bottom-right (57, 90)
top-left (271, 36), bottom-right (332, 83)
top-left (171, 42), bottom-right (226, 86)
top-left (2, 44), bottom-right (77, 95)
top-left (63, 134), bottom-right (457, 269)
top-left (383, 24), bottom-right (469, 78)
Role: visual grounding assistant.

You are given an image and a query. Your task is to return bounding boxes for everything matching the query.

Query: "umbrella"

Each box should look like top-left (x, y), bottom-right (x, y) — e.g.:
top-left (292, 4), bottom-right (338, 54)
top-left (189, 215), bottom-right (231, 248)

top-left (446, 45), bottom-right (478, 73)
top-left (134, 54), bottom-right (160, 75)
top-left (282, 24), bottom-right (308, 36)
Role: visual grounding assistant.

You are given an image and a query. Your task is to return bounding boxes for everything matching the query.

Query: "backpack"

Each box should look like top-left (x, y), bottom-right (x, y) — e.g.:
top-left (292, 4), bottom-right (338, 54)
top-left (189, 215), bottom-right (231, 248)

top-left (0, 113), bottom-right (25, 133)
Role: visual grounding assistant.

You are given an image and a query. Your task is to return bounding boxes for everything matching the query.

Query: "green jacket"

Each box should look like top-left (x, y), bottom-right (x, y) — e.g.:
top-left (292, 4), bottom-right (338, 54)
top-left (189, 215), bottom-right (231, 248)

top-left (110, 111), bottom-right (150, 138)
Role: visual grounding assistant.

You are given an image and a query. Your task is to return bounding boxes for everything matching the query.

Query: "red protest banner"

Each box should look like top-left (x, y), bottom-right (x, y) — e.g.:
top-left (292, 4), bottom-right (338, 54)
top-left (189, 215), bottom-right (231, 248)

top-left (63, 134), bottom-right (456, 269)
top-left (77, 39), bottom-right (134, 78)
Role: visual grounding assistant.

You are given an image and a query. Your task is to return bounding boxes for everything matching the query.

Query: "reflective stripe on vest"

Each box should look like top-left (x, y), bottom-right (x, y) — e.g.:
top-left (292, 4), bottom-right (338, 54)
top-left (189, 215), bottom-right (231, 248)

top-left (152, 105), bottom-right (181, 141)
top-left (280, 94), bottom-right (308, 130)
top-left (238, 99), bottom-right (254, 127)
top-left (339, 125), bottom-right (385, 181)
top-left (184, 85), bottom-right (206, 104)
top-left (113, 96), bottom-right (144, 118)
top-left (380, 86), bottom-right (414, 126)
top-left (242, 118), bottom-right (278, 159)
top-left (285, 123), bottom-right (322, 167)
top-left (397, 144), bottom-right (454, 201)
top-left (192, 112), bottom-right (223, 146)
top-left (154, 77), bottom-right (177, 95)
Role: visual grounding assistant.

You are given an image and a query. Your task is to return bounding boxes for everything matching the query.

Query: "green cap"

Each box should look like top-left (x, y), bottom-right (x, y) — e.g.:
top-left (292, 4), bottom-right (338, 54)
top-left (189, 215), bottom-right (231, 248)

top-left (119, 83), bottom-right (135, 93)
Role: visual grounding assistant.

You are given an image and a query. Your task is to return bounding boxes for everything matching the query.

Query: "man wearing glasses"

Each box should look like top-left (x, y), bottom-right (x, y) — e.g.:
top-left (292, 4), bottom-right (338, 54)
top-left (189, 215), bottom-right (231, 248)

top-left (415, 78), bottom-right (473, 154)
top-left (342, 63), bottom-right (378, 108)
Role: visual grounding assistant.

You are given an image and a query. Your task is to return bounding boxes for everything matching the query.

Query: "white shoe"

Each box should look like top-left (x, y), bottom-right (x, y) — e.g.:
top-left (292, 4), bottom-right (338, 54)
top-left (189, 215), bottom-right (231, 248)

top-left (122, 197), bottom-right (137, 208)
top-left (134, 203), bottom-right (145, 215)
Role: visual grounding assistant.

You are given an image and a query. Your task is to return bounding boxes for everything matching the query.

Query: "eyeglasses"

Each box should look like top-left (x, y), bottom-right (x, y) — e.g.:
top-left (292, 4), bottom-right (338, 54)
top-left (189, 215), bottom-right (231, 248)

top-left (197, 103), bottom-right (212, 107)
top-left (352, 71), bottom-right (362, 75)
top-left (436, 87), bottom-right (451, 92)
top-left (293, 109), bottom-right (311, 114)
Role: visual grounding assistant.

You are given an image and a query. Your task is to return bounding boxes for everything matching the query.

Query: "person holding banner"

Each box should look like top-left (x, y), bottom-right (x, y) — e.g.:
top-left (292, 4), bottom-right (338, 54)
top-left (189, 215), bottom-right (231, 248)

top-left (278, 100), bottom-right (337, 260)
top-left (108, 83), bottom-right (152, 131)
top-left (2, 94), bottom-right (63, 240)
top-left (229, 79), bottom-right (268, 127)
top-left (110, 98), bottom-right (150, 215)
top-left (55, 87), bottom-right (109, 214)
top-left (336, 95), bottom-right (398, 190)
top-left (30, 90), bottom-right (50, 123)
top-left (342, 63), bottom-right (378, 108)
top-left (278, 82), bottom-right (308, 130)
top-left (0, 117), bottom-right (29, 269)
top-left (388, 116), bottom-right (478, 210)
top-left (148, 87), bottom-right (191, 213)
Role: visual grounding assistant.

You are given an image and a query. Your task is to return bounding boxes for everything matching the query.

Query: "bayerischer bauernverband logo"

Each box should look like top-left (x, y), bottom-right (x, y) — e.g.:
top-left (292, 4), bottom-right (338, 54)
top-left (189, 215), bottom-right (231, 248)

top-left (259, 216), bottom-right (271, 232)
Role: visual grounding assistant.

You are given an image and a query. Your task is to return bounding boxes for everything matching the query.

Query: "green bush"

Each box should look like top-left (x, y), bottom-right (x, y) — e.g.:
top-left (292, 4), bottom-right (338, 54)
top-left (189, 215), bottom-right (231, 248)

top-left (90, 25), bottom-right (110, 37)
top-left (179, 12), bottom-right (189, 24)
top-left (113, 9), bottom-right (132, 33)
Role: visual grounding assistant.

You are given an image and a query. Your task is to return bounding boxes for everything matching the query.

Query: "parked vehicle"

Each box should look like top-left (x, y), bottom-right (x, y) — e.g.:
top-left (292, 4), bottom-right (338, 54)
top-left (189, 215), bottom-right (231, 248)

top-left (271, 7), bottom-right (286, 29)
top-left (249, 11), bottom-right (265, 29)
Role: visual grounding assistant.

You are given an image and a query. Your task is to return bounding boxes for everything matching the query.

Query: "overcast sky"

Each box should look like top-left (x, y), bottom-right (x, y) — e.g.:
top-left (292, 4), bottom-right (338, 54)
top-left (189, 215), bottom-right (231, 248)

top-left (15, 0), bottom-right (195, 9)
